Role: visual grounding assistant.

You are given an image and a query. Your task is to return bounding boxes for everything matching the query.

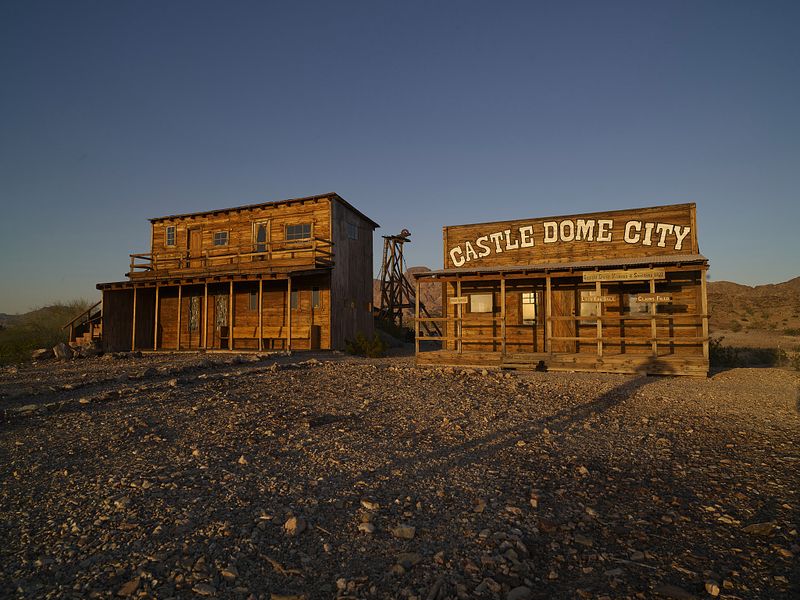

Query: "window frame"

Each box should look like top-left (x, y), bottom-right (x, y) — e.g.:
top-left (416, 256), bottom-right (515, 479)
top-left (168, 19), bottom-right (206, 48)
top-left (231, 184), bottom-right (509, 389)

top-left (165, 226), bottom-right (176, 247)
top-left (285, 223), bottom-right (312, 241)
top-left (311, 286), bottom-right (320, 309)
top-left (469, 293), bottom-right (494, 314)
top-left (213, 230), bottom-right (229, 247)
top-left (249, 290), bottom-right (259, 311)
top-left (346, 222), bottom-right (358, 240)
top-left (521, 291), bottom-right (538, 325)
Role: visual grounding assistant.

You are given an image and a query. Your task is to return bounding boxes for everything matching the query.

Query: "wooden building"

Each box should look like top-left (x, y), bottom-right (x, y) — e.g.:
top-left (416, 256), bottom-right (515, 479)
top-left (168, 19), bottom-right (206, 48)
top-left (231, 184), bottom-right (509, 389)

top-left (97, 193), bottom-right (378, 352)
top-left (415, 203), bottom-right (709, 376)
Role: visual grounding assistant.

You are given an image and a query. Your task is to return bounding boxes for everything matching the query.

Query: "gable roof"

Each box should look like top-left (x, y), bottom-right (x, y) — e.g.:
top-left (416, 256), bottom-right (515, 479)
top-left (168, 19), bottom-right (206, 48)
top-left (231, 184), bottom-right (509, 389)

top-left (149, 192), bottom-right (380, 228)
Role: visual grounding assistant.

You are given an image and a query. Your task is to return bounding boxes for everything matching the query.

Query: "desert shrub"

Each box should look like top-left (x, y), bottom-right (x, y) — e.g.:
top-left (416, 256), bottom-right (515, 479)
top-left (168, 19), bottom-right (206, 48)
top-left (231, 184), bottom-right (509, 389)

top-left (345, 332), bottom-right (387, 358)
top-left (375, 317), bottom-right (413, 342)
top-left (783, 327), bottom-right (800, 336)
top-left (0, 300), bottom-right (92, 365)
top-left (709, 337), bottom-right (742, 367)
top-left (730, 321), bottom-right (742, 332)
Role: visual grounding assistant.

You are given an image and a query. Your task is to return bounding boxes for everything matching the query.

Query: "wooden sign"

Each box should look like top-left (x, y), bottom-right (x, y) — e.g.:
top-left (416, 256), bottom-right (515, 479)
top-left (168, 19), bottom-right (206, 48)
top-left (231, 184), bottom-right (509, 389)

top-left (635, 293), bottom-right (673, 303)
top-left (581, 295), bottom-right (616, 303)
top-left (583, 269), bottom-right (666, 282)
top-left (449, 296), bottom-right (468, 305)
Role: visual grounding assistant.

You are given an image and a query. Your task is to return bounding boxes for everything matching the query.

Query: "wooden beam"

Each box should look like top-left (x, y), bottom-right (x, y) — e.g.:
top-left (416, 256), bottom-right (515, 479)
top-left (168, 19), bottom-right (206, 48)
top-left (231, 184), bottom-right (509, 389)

top-left (202, 282), bottom-right (208, 349)
top-left (415, 277), bottom-right (420, 355)
top-left (700, 269), bottom-right (709, 361)
top-left (456, 280), bottom-right (462, 354)
top-left (131, 287), bottom-right (137, 352)
top-left (595, 280), bottom-right (602, 358)
top-left (545, 275), bottom-right (552, 353)
top-left (287, 276), bottom-right (292, 351)
top-left (650, 278), bottom-right (658, 357)
top-left (500, 277), bottom-right (506, 356)
top-left (229, 280), bottom-right (234, 350)
top-left (258, 277), bottom-right (263, 352)
top-left (154, 285), bottom-right (159, 350)
top-left (176, 284), bottom-right (182, 351)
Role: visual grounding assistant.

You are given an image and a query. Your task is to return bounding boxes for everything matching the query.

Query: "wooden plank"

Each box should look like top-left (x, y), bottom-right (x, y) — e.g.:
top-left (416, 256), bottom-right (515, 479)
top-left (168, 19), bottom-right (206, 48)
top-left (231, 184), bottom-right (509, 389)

top-left (545, 275), bottom-right (552, 353)
top-left (176, 284), bottom-right (182, 351)
top-left (650, 278), bottom-right (657, 357)
top-left (258, 278), bottom-right (263, 351)
top-left (131, 287), bottom-right (137, 351)
top-left (595, 280), bottom-right (602, 358)
top-left (500, 277), bottom-right (506, 356)
top-left (456, 280), bottom-right (462, 354)
top-left (700, 269), bottom-right (709, 360)
top-left (229, 280), bottom-right (233, 350)
top-left (154, 285), bottom-right (159, 350)
top-left (203, 282), bottom-right (208, 349)
top-left (415, 278), bottom-right (420, 355)
top-left (287, 276), bottom-right (292, 351)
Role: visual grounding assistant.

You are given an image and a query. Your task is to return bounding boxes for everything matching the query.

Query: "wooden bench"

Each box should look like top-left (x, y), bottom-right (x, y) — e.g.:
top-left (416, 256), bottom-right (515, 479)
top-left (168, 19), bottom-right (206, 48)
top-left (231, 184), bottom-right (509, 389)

top-left (222, 325), bottom-right (316, 350)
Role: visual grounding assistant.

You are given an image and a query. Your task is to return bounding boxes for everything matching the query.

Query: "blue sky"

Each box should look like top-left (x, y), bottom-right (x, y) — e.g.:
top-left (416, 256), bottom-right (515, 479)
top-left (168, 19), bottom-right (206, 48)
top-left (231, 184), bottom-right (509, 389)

top-left (1, 0), bottom-right (798, 313)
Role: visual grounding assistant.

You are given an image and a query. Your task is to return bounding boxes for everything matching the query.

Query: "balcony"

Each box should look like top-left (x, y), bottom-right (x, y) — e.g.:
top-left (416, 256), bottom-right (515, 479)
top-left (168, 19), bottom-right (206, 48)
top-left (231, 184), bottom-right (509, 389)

top-left (128, 238), bottom-right (334, 280)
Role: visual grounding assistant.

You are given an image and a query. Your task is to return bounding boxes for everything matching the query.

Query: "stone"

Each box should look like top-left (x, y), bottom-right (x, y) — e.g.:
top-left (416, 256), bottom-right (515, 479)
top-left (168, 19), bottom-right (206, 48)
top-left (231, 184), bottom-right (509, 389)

top-left (574, 533), bottom-right (593, 547)
top-left (390, 524), bottom-right (416, 539)
top-left (116, 577), bottom-right (140, 597)
top-left (358, 522), bottom-right (376, 534)
top-left (704, 580), bottom-right (720, 596)
top-left (192, 583), bottom-right (216, 596)
top-left (31, 348), bottom-right (53, 360)
top-left (395, 552), bottom-right (422, 569)
top-left (284, 516), bottom-right (307, 536)
top-left (654, 583), bottom-right (697, 599)
top-left (53, 342), bottom-right (74, 360)
top-left (507, 586), bottom-right (533, 600)
top-left (238, 455), bottom-right (249, 465)
top-left (630, 551), bottom-right (645, 561)
top-left (742, 521), bottom-right (776, 536)
top-left (221, 566), bottom-right (238, 582)
top-left (360, 499), bottom-right (379, 510)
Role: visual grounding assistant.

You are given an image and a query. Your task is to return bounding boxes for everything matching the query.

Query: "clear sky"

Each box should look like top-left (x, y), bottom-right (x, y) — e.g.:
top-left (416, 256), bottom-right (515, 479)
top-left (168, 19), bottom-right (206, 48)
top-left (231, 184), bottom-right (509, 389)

top-left (1, 0), bottom-right (798, 313)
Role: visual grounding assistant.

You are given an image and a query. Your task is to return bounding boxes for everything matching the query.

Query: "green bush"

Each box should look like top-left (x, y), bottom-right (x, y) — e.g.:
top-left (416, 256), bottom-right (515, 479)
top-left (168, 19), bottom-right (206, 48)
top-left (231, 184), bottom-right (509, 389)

top-left (345, 332), bottom-right (387, 358)
top-left (0, 300), bottom-right (92, 365)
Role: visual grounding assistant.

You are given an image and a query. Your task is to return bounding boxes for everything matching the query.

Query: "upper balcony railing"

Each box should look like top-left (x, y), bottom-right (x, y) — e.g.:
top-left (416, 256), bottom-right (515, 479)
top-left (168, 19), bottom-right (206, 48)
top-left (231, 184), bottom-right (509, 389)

top-left (128, 237), bottom-right (334, 278)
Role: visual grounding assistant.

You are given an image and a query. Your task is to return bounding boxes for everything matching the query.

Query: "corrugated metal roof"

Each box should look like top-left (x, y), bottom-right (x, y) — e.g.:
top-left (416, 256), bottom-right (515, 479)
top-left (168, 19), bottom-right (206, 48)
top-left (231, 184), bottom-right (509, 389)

top-left (416, 253), bottom-right (708, 278)
top-left (148, 192), bottom-right (380, 229)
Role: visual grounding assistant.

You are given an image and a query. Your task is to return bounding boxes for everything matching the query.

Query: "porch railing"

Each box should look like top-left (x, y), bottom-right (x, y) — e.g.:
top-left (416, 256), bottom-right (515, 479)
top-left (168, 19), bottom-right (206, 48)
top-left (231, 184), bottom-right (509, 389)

top-left (129, 237), bottom-right (334, 275)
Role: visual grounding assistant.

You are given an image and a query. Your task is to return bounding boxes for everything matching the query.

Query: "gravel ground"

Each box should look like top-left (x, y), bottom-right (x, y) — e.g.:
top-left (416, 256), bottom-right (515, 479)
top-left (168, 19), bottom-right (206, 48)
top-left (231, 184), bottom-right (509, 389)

top-left (1, 352), bottom-right (798, 600)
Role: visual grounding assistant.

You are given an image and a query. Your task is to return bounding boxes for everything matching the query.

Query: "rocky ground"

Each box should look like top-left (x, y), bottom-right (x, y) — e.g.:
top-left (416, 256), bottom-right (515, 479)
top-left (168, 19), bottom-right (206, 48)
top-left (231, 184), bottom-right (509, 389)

top-left (1, 351), bottom-right (798, 600)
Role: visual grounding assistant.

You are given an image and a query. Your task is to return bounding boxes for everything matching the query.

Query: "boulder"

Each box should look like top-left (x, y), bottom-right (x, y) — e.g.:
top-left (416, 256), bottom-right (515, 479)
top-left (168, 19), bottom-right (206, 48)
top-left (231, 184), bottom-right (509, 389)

top-left (52, 342), bottom-right (74, 360)
top-left (31, 348), bottom-right (54, 361)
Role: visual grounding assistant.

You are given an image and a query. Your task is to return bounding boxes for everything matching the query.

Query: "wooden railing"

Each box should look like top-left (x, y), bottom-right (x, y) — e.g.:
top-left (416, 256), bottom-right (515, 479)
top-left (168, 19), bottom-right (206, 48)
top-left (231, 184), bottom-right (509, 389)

top-left (129, 238), bottom-right (334, 275)
top-left (63, 301), bottom-right (102, 343)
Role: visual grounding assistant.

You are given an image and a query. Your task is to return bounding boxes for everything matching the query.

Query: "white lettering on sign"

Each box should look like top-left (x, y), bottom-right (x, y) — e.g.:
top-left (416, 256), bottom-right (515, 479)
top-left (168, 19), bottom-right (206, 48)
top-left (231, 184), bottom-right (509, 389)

top-left (583, 269), bottom-right (666, 282)
top-left (448, 220), bottom-right (692, 267)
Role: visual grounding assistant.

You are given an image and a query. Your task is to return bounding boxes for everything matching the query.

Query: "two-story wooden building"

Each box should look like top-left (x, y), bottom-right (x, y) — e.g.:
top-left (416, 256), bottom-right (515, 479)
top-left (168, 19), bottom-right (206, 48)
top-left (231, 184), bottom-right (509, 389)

top-left (414, 203), bottom-right (709, 376)
top-left (97, 193), bottom-right (378, 352)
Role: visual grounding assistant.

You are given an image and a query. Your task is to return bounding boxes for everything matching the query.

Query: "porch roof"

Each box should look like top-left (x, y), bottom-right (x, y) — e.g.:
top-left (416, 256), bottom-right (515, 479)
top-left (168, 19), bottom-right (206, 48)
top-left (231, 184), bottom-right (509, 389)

top-left (415, 253), bottom-right (708, 279)
top-left (96, 267), bottom-right (331, 290)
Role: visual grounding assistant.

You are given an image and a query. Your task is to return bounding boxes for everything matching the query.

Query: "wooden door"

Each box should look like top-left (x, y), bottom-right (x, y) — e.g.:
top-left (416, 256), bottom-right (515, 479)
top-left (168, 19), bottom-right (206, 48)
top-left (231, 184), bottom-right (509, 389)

top-left (188, 229), bottom-right (202, 267)
top-left (550, 289), bottom-right (576, 353)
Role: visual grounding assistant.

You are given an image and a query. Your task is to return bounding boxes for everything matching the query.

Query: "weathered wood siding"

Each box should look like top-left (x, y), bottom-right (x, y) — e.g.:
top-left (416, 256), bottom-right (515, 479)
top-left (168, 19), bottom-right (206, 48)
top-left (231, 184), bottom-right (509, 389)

top-left (443, 203), bottom-right (697, 269)
top-left (330, 201), bottom-right (374, 349)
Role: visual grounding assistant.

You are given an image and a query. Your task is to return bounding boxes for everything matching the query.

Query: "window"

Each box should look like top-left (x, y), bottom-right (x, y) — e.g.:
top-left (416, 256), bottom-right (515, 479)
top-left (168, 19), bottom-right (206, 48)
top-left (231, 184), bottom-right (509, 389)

top-left (626, 293), bottom-right (650, 317)
top-left (249, 291), bottom-right (258, 311)
top-left (470, 293), bottom-right (493, 313)
top-left (213, 231), bottom-right (228, 246)
top-left (214, 295), bottom-right (228, 327)
top-left (312, 287), bottom-right (320, 309)
top-left (286, 223), bottom-right (311, 241)
top-left (291, 290), bottom-right (299, 309)
top-left (346, 222), bottom-right (358, 240)
top-left (580, 290), bottom-right (600, 325)
top-left (165, 226), bottom-right (176, 246)
top-left (522, 292), bottom-right (537, 324)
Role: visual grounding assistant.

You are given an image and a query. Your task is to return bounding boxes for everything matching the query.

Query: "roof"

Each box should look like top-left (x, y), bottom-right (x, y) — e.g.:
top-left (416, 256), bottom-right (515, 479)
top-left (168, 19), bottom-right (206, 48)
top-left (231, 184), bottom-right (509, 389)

top-left (416, 253), bottom-right (708, 278)
top-left (148, 192), bottom-right (380, 229)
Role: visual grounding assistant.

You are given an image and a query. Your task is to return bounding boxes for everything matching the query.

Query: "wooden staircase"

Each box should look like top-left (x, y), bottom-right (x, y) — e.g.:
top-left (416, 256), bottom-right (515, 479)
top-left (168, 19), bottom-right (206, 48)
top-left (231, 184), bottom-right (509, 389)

top-left (63, 301), bottom-right (103, 347)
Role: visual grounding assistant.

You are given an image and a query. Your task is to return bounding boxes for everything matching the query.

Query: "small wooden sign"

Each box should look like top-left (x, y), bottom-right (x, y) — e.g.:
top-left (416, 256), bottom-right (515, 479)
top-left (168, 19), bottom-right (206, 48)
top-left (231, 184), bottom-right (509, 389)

top-left (635, 293), bottom-right (673, 303)
top-left (583, 268), bottom-right (666, 282)
top-left (581, 295), bottom-right (616, 303)
top-left (449, 296), bottom-right (469, 305)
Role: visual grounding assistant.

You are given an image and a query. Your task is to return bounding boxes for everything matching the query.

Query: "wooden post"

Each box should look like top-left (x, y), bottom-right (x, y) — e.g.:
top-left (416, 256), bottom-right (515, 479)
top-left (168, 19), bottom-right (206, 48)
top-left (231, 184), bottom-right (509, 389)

top-left (456, 279), bottom-right (462, 354)
top-left (545, 274), bottom-right (552, 354)
top-left (500, 277), bottom-right (506, 356)
top-left (176, 284), bottom-right (182, 351)
top-left (258, 278), bottom-right (263, 352)
top-left (202, 282), bottom-right (208, 349)
top-left (229, 280), bottom-right (234, 350)
top-left (595, 280), bottom-right (603, 358)
top-left (415, 278), bottom-right (420, 355)
top-left (650, 278), bottom-right (658, 357)
top-left (68, 324), bottom-right (74, 344)
top-left (131, 287), bottom-right (137, 352)
top-left (287, 276), bottom-right (292, 351)
top-left (700, 269), bottom-right (709, 361)
top-left (154, 285), bottom-right (160, 350)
